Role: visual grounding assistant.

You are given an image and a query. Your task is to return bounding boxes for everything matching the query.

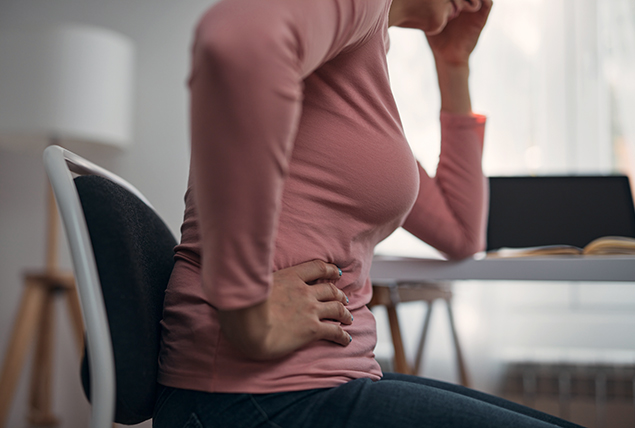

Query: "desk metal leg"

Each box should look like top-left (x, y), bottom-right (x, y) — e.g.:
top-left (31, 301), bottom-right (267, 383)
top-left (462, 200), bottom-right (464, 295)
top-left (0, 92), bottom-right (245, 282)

top-left (386, 305), bottom-right (411, 375)
top-left (414, 301), bottom-right (434, 375)
top-left (446, 301), bottom-right (471, 388)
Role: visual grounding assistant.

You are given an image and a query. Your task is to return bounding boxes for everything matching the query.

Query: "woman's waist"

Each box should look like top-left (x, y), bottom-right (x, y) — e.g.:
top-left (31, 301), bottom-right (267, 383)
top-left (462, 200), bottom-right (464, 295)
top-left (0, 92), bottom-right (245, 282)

top-left (172, 243), bottom-right (376, 297)
top-left (158, 300), bottom-right (382, 393)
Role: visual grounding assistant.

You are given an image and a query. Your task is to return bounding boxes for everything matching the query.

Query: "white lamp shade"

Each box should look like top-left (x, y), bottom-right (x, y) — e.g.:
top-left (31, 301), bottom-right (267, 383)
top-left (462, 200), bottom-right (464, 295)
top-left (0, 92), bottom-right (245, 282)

top-left (0, 24), bottom-right (135, 153)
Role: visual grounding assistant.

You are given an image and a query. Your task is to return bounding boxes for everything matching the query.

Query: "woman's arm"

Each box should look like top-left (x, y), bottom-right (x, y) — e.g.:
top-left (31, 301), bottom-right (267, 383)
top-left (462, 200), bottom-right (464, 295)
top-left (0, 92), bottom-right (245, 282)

top-left (190, 0), bottom-right (388, 358)
top-left (402, 1), bottom-right (492, 259)
top-left (402, 115), bottom-right (487, 260)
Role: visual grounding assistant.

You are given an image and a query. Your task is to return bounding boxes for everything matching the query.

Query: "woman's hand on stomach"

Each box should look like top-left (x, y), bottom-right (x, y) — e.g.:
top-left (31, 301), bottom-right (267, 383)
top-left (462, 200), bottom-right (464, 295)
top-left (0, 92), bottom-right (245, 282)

top-left (217, 260), bottom-right (353, 360)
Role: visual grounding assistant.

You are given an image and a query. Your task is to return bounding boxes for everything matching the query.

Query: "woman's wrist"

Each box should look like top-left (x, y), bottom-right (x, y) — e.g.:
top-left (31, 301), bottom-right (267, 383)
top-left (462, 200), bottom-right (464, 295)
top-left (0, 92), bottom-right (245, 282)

top-left (218, 300), bottom-right (274, 360)
top-left (435, 60), bottom-right (472, 115)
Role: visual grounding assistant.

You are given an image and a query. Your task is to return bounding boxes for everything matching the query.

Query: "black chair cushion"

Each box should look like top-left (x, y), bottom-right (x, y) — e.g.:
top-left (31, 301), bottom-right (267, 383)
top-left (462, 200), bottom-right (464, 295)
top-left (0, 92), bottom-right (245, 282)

top-left (75, 175), bottom-right (176, 425)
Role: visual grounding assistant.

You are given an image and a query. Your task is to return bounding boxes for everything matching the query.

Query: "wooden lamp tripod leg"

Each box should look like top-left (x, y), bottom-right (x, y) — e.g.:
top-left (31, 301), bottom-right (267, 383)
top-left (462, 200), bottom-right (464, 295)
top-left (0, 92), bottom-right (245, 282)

top-left (26, 274), bottom-right (83, 427)
top-left (0, 273), bottom-right (83, 428)
top-left (0, 277), bottom-right (48, 427)
top-left (28, 284), bottom-right (60, 427)
top-left (0, 176), bottom-right (85, 428)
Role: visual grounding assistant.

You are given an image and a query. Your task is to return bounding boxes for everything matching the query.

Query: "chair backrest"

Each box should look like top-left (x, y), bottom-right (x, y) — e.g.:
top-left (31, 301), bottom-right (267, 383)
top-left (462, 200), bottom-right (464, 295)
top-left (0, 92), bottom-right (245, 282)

top-left (487, 175), bottom-right (635, 251)
top-left (43, 146), bottom-right (176, 427)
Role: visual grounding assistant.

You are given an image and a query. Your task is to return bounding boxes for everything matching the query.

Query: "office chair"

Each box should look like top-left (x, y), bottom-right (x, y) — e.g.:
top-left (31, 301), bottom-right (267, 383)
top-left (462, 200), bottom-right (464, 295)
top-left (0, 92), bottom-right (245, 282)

top-left (43, 145), bottom-right (177, 428)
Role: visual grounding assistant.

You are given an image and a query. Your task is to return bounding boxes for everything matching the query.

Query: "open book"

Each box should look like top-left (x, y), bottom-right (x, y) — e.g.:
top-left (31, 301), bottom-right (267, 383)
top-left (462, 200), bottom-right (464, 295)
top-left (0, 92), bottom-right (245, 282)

top-left (487, 236), bottom-right (635, 258)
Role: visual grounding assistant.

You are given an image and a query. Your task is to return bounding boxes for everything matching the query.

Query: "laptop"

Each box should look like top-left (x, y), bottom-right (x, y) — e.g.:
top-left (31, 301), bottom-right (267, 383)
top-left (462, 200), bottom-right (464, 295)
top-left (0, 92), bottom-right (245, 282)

top-left (486, 176), bottom-right (635, 251)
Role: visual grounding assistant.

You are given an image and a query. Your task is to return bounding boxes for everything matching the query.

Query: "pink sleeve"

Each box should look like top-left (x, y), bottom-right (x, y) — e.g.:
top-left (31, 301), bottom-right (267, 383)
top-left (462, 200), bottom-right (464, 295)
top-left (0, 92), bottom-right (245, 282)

top-left (402, 112), bottom-right (488, 260)
top-left (189, 0), bottom-right (389, 310)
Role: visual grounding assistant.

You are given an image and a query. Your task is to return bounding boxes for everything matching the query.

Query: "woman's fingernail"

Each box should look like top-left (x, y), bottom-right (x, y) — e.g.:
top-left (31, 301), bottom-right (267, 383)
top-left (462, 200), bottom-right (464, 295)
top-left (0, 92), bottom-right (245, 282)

top-left (349, 334), bottom-right (353, 342)
top-left (337, 267), bottom-right (343, 277)
top-left (351, 315), bottom-right (354, 322)
top-left (346, 295), bottom-right (349, 304)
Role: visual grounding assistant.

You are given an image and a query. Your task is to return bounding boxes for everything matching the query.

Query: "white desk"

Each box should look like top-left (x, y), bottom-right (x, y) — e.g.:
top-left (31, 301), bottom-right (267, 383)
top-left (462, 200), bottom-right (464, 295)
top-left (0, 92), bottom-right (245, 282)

top-left (368, 254), bottom-right (635, 383)
top-left (370, 255), bottom-right (635, 283)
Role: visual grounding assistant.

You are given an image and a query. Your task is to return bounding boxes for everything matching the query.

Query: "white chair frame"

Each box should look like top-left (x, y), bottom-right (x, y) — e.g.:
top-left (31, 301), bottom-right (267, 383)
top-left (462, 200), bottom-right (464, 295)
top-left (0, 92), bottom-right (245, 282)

top-left (43, 145), bottom-right (155, 428)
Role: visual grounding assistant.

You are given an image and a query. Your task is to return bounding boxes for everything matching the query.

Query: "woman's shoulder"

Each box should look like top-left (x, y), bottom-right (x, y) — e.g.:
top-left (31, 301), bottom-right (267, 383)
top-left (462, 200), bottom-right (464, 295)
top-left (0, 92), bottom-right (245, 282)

top-left (194, 0), bottom-right (391, 51)
top-left (190, 0), bottom-right (391, 77)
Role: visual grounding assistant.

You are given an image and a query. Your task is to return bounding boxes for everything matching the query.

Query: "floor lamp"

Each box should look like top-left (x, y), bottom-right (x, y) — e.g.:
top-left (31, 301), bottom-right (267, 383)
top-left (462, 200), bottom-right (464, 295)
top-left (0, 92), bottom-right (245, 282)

top-left (0, 24), bottom-right (134, 427)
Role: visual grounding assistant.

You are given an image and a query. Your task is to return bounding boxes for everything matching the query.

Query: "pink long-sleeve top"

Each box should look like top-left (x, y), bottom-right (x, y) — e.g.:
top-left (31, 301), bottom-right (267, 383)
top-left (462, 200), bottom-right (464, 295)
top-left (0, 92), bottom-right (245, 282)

top-left (158, 0), bottom-right (487, 394)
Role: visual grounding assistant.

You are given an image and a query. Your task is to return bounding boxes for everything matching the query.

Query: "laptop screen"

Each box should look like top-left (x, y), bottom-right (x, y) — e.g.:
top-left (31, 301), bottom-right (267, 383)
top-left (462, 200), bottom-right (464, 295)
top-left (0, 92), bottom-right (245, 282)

top-left (486, 176), bottom-right (635, 251)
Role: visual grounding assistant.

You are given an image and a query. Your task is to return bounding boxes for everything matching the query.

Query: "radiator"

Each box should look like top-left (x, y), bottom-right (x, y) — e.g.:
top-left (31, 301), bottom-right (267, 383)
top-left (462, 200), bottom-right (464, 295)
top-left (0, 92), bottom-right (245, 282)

top-left (501, 361), bottom-right (635, 427)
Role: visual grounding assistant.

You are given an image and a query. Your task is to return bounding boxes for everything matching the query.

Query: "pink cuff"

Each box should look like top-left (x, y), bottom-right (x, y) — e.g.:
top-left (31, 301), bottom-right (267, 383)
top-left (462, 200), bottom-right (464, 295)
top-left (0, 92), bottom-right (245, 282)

top-left (440, 111), bottom-right (487, 128)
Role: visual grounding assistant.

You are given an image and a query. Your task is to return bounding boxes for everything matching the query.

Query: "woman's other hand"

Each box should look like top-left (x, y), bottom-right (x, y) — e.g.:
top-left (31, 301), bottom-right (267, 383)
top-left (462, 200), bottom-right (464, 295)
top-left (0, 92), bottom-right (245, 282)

top-left (428, 0), bottom-right (492, 114)
top-left (218, 260), bottom-right (353, 360)
top-left (426, 0), bottom-right (493, 67)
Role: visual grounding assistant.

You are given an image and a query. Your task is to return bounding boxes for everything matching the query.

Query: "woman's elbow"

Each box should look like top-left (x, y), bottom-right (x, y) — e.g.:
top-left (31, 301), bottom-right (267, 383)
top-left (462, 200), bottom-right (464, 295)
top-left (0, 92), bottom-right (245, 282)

top-left (442, 235), bottom-right (486, 260)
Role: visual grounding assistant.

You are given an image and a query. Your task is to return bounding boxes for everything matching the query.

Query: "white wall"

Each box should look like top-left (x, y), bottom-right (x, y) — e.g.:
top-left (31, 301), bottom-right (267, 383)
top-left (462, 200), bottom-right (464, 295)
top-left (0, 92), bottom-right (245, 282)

top-left (0, 1), bottom-right (215, 426)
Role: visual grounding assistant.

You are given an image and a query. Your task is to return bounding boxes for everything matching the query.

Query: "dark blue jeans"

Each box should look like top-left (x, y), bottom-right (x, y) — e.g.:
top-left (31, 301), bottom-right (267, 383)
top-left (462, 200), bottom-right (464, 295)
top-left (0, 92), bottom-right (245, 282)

top-left (153, 373), bottom-right (584, 428)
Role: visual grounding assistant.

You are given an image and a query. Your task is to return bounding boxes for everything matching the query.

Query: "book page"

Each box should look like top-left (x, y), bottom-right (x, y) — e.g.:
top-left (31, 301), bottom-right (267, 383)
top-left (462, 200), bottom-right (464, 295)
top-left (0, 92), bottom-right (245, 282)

top-left (583, 236), bottom-right (635, 255)
top-left (487, 245), bottom-right (583, 258)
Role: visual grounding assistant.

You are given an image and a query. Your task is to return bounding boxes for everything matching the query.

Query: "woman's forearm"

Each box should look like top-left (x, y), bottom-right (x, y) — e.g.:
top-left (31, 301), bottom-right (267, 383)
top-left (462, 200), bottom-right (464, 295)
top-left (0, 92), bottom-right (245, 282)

top-left (435, 61), bottom-right (472, 115)
top-left (424, 0), bottom-right (492, 115)
top-left (218, 300), bottom-right (274, 360)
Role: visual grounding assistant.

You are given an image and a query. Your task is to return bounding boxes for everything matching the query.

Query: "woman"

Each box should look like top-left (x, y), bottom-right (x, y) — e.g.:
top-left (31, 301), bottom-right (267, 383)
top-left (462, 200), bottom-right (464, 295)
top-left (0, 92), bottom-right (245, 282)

top-left (154, 0), bottom-right (584, 426)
